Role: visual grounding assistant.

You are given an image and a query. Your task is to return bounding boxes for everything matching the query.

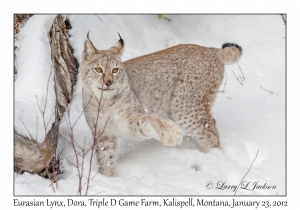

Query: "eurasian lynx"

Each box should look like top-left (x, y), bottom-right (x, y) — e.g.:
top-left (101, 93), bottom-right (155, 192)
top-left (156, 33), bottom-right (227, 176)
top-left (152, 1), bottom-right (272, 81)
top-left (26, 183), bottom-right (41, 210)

top-left (81, 34), bottom-right (242, 177)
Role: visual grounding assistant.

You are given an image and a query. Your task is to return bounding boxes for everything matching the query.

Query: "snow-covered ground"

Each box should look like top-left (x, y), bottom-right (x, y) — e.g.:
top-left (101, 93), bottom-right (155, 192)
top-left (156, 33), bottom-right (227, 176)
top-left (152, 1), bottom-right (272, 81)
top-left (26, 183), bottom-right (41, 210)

top-left (14, 15), bottom-right (285, 195)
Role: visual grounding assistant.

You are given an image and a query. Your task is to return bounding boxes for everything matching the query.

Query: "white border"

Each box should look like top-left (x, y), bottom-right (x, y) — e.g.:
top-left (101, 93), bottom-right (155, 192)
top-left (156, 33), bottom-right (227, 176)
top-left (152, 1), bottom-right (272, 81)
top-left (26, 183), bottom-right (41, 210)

top-left (3, 0), bottom-right (298, 208)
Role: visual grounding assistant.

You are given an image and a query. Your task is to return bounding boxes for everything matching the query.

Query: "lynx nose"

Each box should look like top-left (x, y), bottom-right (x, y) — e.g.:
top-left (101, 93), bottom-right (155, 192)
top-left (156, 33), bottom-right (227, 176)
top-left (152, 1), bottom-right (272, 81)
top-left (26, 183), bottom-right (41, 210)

top-left (105, 80), bottom-right (112, 87)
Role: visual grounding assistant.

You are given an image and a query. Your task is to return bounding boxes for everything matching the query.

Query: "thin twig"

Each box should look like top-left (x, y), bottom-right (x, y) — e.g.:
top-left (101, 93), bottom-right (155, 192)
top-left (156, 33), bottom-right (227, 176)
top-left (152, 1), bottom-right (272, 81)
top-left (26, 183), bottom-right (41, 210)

top-left (226, 96), bottom-right (231, 100)
top-left (259, 86), bottom-right (275, 94)
top-left (35, 70), bottom-right (53, 137)
top-left (93, 191), bottom-right (106, 195)
top-left (85, 89), bottom-right (105, 196)
top-left (71, 95), bottom-right (93, 129)
top-left (28, 68), bottom-right (58, 191)
top-left (234, 150), bottom-right (259, 196)
top-left (95, 15), bottom-right (103, 22)
top-left (164, 17), bottom-right (172, 22)
top-left (45, 111), bottom-right (55, 131)
top-left (232, 70), bottom-right (243, 85)
top-left (66, 109), bottom-right (83, 195)
top-left (61, 154), bottom-right (78, 168)
top-left (61, 88), bottom-right (106, 195)
top-left (20, 118), bottom-right (34, 140)
top-left (36, 96), bottom-right (45, 136)
top-left (237, 63), bottom-right (245, 80)
top-left (43, 70), bottom-right (52, 116)
top-left (60, 81), bottom-right (109, 195)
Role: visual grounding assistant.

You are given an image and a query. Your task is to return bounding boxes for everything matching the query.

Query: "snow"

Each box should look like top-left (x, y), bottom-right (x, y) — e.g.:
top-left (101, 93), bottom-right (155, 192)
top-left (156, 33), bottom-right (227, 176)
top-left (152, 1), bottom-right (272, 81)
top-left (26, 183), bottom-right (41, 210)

top-left (14, 14), bottom-right (285, 196)
top-left (14, 15), bottom-right (57, 142)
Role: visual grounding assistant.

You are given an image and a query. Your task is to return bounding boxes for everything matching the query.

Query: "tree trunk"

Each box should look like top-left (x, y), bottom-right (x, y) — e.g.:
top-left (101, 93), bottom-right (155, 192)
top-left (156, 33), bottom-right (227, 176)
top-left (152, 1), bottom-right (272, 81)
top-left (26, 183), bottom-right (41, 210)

top-left (48, 15), bottom-right (78, 118)
top-left (14, 14), bottom-right (32, 76)
top-left (14, 14), bottom-right (78, 175)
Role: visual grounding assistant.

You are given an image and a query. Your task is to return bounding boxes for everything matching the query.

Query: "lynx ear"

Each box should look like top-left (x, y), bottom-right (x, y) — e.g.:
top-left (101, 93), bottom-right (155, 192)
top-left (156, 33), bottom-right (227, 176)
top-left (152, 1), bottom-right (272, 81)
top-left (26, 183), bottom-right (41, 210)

top-left (83, 32), bottom-right (97, 54)
top-left (108, 33), bottom-right (124, 56)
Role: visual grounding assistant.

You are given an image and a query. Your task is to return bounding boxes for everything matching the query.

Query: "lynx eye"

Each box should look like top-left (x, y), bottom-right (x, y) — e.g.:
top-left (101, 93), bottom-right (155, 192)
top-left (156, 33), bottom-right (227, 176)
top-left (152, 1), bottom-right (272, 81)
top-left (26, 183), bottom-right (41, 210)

top-left (94, 67), bottom-right (103, 73)
top-left (112, 68), bottom-right (119, 74)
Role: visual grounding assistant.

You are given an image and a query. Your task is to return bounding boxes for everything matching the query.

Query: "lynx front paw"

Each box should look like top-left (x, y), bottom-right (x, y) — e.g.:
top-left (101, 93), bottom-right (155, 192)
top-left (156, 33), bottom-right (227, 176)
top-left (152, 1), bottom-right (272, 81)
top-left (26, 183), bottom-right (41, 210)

top-left (159, 120), bottom-right (182, 146)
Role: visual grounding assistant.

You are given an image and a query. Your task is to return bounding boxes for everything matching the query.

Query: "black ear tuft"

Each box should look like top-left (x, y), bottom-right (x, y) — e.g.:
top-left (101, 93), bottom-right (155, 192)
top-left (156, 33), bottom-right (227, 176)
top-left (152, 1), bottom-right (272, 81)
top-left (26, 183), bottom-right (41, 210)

top-left (222, 43), bottom-right (242, 53)
top-left (118, 32), bottom-right (122, 39)
top-left (87, 31), bottom-right (90, 38)
top-left (118, 32), bottom-right (124, 46)
top-left (108, 34), bottom-right (124, 56)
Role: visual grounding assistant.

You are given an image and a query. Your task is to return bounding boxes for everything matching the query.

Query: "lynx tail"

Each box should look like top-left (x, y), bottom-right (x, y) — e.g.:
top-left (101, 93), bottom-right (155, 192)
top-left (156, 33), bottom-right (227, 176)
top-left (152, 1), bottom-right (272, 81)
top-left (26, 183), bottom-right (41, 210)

top-left (221, 43), bottom-right (242, 65)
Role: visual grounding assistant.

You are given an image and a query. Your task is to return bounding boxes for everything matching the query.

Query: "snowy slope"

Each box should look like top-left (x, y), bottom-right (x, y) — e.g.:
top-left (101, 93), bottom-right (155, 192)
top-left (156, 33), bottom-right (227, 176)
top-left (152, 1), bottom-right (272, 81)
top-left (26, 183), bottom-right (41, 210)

top-left (14, 15), bottom-right (285, 195)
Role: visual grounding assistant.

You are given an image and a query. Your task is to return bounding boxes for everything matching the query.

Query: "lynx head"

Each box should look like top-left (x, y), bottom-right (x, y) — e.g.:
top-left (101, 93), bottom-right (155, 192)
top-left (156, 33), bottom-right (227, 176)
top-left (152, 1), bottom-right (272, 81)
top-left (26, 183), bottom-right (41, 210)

top-left (80, 33), bottom-right (128, 99)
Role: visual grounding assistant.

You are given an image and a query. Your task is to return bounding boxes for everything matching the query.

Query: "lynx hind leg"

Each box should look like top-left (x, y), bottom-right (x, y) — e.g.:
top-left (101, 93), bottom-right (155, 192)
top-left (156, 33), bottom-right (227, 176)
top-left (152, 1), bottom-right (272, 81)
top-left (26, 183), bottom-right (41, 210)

top-left (170, 99), bottom-right (220, 152)
top-left (95, 136), bottom-right (117, 177)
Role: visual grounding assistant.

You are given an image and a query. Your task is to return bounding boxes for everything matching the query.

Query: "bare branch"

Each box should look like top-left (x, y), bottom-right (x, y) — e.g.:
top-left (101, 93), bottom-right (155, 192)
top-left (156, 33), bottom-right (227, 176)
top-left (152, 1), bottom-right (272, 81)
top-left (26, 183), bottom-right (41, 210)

top-left (234, 150), bottom-right (259, 195)
top-left (45, 111), bottom-right (55, 131)
top-left (43, 69), bottom-right (53, 115)
top-left (58, 75), bottom-right (108, 195)
top-left (20, 118), bottom-right (34, 140)
top-left (260, 86), bottom-right (275, 94)
top-left (95, 15), bottom-right (103, 22)
top-left (62, 115), bottom-right (72, 137)
top-left (61, 154), bottom-right (78, 168)
top-left (92, 191), bottom-right (106, 195)
top-left (232, 70), bottom-right (243, 85)
top-left (36, 95), bottom-right (43, 116)
top-left (71, 95), bottom-right (93, 129)
top-left (237, 63), bottom-right (245, 80)
top-left (164, 17), bottom-right (172, 22)
top-left (84, 88), bottom-right (109, 195)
